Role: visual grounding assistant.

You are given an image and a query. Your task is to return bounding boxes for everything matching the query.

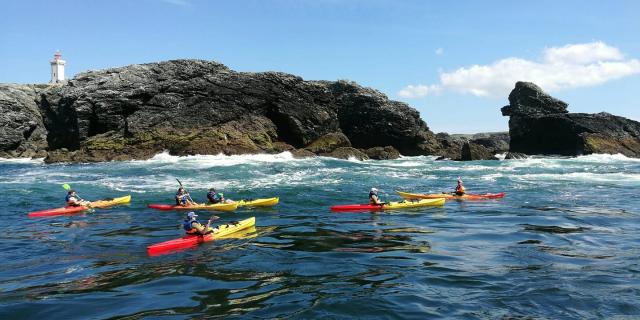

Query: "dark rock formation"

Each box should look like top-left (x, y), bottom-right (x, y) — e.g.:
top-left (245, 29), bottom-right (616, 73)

top-left (290, 148), bottom-right (316, 159)
top-left (364, 146), bottom-right (400, 160)
top-left (504, 152), bottom-right (528, 160)
top-left (458, 142), bottom-right (496, 161)
top-left (0, 84), bottom-right (50, 158)
top-left (322, 147), bottom-right (369, 160)
top-left (434, 133), bottom-right (467, 160)
top-left (470, 132), bottom-right (510, 155)
top-left (502, 82), bottom-right (568, 117)
top-left (0, 59), bottom-right (451, 162)
top-left (304, 132), bottom-right (351, 154)
top-left (502, 81), bottom-right (640, 157)
top-left (433, 132), bottom-right (508, 160)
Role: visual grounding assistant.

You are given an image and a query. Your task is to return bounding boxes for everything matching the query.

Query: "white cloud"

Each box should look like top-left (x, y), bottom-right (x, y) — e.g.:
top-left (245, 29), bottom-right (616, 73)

top-left (435, 48), bottom-right (444, 55)
top-left (399, 41), bottom-right (640, 98)
top-left (543, 41), bottom-right (623, 64)
top-left (398, 84), bottom-right (442, 98)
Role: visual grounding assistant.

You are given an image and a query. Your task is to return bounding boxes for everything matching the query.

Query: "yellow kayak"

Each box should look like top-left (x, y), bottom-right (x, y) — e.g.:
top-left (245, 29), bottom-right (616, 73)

top-left (237, 197), bottom-right (279, 208)
top-left (148, 202), bottom-right (238, 212)
top-left (91, 195), bottom-right (132, 208)
top-left (396, 190), bottom-right (506, 200)
top-left (147, 217), bottom-right (256, 255)
top-left (331, 198), bottom-right (445, 211)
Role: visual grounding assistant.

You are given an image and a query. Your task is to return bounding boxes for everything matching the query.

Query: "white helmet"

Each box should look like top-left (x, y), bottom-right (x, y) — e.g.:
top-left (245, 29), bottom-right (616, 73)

top-left (371, 188), bottom-right (378, 193)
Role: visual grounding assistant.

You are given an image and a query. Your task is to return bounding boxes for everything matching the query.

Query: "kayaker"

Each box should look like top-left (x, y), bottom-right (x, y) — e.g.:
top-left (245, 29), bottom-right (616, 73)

top-left (207, 188), bottom-right (234, 204)
top-left (176, 187), bottom-right (197, 206)
top-left (455, 177), bottom-right (466, 196)
top-left (183, 211), bottom-right (217, 235)
top-left (369, 188), bottom-right (385, 206)
top-left (65, 190), bottom-right (91, 207)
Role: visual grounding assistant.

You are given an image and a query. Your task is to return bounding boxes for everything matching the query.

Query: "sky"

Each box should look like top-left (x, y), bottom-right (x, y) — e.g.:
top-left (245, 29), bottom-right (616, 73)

top-left (1, 0), bottom-right (639, 133)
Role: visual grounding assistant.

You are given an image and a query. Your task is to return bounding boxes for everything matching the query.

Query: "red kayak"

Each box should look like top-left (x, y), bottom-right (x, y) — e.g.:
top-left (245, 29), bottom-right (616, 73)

top-left (28, 206), bottom-right (88, 217)
top-left (147, 217), bottom-right (255, 256)
top-left (28, 195), bottom-right (132, 218)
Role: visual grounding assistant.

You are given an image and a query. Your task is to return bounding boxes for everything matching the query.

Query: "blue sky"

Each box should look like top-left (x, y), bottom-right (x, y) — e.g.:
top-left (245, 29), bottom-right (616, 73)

top-left (1, 0), bottom-right (639, 133)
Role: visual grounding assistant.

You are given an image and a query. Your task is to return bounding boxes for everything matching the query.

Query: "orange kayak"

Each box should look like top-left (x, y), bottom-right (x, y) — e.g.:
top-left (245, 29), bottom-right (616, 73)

top-left (396, 191), bottom-right (506, 200)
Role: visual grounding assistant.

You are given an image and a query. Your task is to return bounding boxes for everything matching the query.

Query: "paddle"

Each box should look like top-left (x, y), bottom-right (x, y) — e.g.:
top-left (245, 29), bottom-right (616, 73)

top-left (176, 178), bottom-right (198, 205)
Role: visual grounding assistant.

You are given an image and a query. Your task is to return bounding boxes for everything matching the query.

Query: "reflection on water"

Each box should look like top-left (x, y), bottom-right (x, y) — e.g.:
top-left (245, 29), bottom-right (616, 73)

top-left (0, 154), bottom-right (640, 318)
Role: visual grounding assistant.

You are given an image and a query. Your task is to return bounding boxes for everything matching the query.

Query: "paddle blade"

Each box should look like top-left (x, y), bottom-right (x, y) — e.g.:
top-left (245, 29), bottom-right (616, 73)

top-left (62, 183), bottom-right (71, 190)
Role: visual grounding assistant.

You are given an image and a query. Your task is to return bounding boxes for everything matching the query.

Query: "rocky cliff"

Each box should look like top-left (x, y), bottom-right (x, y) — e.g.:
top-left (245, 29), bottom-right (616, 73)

top-left (2, 59), bottom-right (448, 162)
top-left (502, 82), bottom-right (640, 157)
top-left (0, 84), bottom-right (50, 158)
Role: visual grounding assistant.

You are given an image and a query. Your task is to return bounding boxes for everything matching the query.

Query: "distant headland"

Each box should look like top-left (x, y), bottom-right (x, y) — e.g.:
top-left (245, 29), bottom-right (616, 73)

top-left (1, 58), bottom-right (639, 162)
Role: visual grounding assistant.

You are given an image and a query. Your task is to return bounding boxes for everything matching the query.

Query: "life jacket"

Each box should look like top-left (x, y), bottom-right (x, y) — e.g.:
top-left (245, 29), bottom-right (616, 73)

top-left (207, 192), bottom-right (222, 204)
top-left (176, 193), bottom-right (188, 205)
top-left (183, 220), bottom-right (200, 234)
top-left (65, 194), bottom-right (82, 206)
top-left (456, 184), bottom-right (466, 194)
top-left (369, 191), bottom-right (379, 204)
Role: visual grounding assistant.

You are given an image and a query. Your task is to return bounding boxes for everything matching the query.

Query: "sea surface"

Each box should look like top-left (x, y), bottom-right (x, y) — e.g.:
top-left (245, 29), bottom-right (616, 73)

top-left (1, 152), bottom-right (639, 319)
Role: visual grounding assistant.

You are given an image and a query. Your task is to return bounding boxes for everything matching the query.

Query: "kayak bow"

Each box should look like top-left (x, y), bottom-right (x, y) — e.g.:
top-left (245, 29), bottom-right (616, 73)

top-left (236, 197), bottom-right (279, 208)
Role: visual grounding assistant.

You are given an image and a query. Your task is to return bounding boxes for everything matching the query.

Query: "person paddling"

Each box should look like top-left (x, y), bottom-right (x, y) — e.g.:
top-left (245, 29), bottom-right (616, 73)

top-left (454, 177), bottom-right (466, 196)
top-left (176, 187), bottom-right (197, 207)
top-left (65, 190), bottom-right (91, 207)
top-left (369, 188), bottom-right (385, 206)
top-left (183, 212), bottom-right (218, 235)
top-left (207, 188), bottom-right (234, 204)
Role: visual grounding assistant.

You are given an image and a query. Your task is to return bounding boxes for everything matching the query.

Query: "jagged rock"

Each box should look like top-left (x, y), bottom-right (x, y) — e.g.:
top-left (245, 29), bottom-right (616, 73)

top-left (0, 59), bottom-right (447, 162)
top-left (290, 149), bottom-right (316, 159)
top-left (505, 152), bottom-right (528, 160)
top-left (458, 142), bottom-right (496, 161)
top-left (304, 132), bottom-right (351, 154)
top-left (322, 147), bottom-right (369, 160)
top-left (434, 132), bottom-right (467, 160)
top-left (0, 84), bottom-right (50, 157)
top-left (364, 146), bottom-right (400, 160)
top-left (330, 81), bottom-right (441, 156)
top-left (501, 81), bottom-right (568, 117)
top-left (470, 132), bottom-right (510, 154)
top-left (272, 142), bottom-right (295, 153)
top-left (502, 82), bottom-right (640, 157)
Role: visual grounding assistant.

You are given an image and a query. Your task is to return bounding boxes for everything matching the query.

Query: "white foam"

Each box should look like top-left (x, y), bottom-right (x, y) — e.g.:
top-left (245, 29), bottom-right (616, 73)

top-left (573, 153), bottom-right (640, 163)
top-left (514, 172), bottom-right (640, 184)
top-left (128, 151), bottom-right (314, 168)
top-left (0, 157), bottom-right (44, 164)
top-left (494, 153), bottom-right (507, 160)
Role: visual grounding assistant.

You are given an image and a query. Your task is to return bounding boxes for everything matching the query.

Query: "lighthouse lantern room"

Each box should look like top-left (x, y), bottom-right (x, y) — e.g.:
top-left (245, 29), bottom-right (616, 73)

top-left (50, 51), bottom-right (66, 83)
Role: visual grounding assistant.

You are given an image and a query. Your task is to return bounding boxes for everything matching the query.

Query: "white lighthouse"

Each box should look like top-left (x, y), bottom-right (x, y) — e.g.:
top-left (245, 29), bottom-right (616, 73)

top-left (50, 51), bottom-right (66, 83)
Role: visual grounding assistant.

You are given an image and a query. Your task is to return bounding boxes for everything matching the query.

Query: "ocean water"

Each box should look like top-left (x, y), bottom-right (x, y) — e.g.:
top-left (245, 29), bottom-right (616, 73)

top-left (0, 152), bottom-right (639, 319)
